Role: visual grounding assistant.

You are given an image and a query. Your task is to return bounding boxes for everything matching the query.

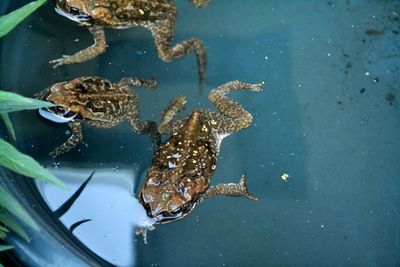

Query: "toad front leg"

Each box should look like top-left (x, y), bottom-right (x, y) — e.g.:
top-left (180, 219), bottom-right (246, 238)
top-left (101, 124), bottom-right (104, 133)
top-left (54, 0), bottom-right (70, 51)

top-left (157, 95), bottom-right (187, 135)
top-left (50, 122), bottom-right (82, 158)
top-left (199, 175), bottom-right (258, 202)
top-left (120, 78), bottom-right (160, 146)
top-left (50, 26), bottom-right (106, 68)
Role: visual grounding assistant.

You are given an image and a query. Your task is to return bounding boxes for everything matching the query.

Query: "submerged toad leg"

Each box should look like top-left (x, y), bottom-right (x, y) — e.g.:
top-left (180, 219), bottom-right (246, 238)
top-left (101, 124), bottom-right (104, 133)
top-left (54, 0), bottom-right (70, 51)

top-left (50, 26), bottom-right (106, 68)
top-left (190, 0), bottom-right (211, 8)
top-left (158, 96), bottom-right (187, 135)
top-left (122, 85), bottom-right (160, 146)
top-left (207, 80), bottom-right (264, 133)
top-left (117, 77), bottom-right (157, 89)
top-left (50, 122), bottom-right (82, 158)
top-left (152, 19), bottom-right (207, 83)
top-left (199, 175), bottom-right (258, 202)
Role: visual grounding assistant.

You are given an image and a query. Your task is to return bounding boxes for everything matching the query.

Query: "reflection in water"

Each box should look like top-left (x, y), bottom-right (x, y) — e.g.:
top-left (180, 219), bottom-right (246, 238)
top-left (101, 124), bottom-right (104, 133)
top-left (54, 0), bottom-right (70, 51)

top-left (36, 166), bottom-right (155, 266)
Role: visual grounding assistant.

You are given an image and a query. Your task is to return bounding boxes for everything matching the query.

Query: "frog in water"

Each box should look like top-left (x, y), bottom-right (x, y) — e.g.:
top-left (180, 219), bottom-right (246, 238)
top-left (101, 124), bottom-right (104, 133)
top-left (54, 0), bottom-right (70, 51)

top-left (138, 80), bottom-right (264, 227)
top-left (35, 76), bottom-right (158, 158)
top-left (51, 0), bottom-right (211, 83)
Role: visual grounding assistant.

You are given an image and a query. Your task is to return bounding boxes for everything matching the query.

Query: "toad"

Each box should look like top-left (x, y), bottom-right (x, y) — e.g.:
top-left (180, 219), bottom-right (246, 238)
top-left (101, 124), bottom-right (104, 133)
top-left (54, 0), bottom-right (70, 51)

top-left (139, 80), bottom-right (264, 225)
top-left (36, 76), bottom-right (158, 157)
top-left (51, 0), bottom-right (210, 83)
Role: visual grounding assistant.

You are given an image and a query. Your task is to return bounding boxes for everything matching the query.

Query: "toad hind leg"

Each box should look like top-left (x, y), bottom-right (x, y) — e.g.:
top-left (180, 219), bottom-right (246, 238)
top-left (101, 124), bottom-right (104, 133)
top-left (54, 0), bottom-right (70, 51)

top-left (199, 175), bottom-right (258, 202)
top-left (207, 80), bottom-right (264, 132)
top-left (118, 77), bottom-right (157, 89)
top-left (50, 26), bottom-right (106, 68)
top-left (50, 122), bottom-right (82, 158)
top-left (190, 0), bottom-right (211, 8)
top-left (153, 20), bottom-right (207, 83)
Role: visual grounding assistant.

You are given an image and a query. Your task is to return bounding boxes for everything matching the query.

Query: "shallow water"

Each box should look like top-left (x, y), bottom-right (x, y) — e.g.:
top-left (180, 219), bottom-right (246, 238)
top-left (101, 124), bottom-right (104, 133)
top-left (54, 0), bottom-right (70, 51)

top-left (1, 0), bottom-right (400, 266)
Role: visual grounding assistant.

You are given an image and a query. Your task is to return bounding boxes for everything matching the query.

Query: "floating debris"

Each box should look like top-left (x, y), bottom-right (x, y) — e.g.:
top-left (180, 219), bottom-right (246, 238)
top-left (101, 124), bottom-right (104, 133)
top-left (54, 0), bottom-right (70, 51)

top-left (281, 173), bottom-right (290, 182)
top-left (365, 29), bottom-right (384, 35)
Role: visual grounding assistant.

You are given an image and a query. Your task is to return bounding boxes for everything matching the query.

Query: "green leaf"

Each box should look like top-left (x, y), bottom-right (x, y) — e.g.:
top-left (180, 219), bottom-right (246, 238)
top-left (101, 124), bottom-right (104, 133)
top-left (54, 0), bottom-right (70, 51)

top-left (0, 0), bottom-right (47, 38)
top-left (0, 245), bottom-right (13, 252)
top-left (0, 212), bottom-right (29, 242)
top-left (0, 113), bottom-right (16, 141)
top-left (0, 186), bottom-right (38, 231)
top-left (0, 231), bottom-right (7, 240)
top-left (0, 90), bottom-right (54, 113)
top-left (0, 139), bottom-right (66, 189)
top-left (0, 226), bottom-right (8, 233)
top-left (0, 186), bottom-right (39, 230)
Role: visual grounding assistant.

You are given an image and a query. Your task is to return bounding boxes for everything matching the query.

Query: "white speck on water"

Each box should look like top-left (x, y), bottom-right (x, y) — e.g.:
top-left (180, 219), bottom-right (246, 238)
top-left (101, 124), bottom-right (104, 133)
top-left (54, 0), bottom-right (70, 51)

top-left (365, 72), bottom-right (370, 76)
top-left (265, 56), bottom-right (269, 60)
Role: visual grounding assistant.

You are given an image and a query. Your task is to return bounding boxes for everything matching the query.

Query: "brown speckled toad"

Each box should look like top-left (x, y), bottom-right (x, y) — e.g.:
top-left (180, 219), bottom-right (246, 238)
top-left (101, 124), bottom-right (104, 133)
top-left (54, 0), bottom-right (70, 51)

top-left (35, 76), bottom-right (158, 158)
top-left (51, 0), bottom-right (210, 82)
top-left (139, 80), bottom-right (264, 224)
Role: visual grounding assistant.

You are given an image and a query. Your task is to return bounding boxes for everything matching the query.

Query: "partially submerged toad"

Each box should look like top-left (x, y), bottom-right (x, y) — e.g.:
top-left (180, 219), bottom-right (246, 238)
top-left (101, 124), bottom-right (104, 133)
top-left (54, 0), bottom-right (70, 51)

top-left (36, 76), bottom-right (158, 158)
top-left (51, 0), bottom-right (210, 82)
top-left (138, 80), bottom-right (264, 232)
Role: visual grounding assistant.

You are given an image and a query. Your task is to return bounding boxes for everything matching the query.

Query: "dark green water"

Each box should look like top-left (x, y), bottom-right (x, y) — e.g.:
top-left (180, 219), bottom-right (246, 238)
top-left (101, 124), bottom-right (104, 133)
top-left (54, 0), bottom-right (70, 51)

top-left (1, 0), bottom-right (399, 266)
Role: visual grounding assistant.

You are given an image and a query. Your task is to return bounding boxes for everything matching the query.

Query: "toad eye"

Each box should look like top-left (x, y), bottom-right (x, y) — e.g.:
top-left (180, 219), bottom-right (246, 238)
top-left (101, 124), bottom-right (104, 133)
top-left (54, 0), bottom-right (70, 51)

top-left (170, 207), bottom-right (182, 215)
top-left (55, 2), bottom-right (92, 23)
top-left (55, 106), bottom-right (66, 113)
top-left (69, 7), bottom-right (80, 15)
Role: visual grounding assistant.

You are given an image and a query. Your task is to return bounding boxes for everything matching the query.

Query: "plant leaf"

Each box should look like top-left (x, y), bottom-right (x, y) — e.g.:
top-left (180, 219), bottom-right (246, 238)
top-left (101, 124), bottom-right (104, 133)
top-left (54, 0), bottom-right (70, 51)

top-left (54, 171), bottom-right (95, 218)
top-left (0, 113), bottom-right (16, 141)
top-left (0, 186), bottom-right (38, 231)
top-left (0, 91), bottom-right (54, 113)
top-left (0, 230), bottom-right (7, 240)
top-left (0, 245), bottom-right (13, 252)
top-left (0, 139), bottom-right (66, 189)
top-left (0, 0), bottom-right (47, 38)
top-left (0, 212), bottom-right (29, 242)
top-left (69, 219), bottom-right (91, 233)
top-left (0, 226), bottom-right (8, 233)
